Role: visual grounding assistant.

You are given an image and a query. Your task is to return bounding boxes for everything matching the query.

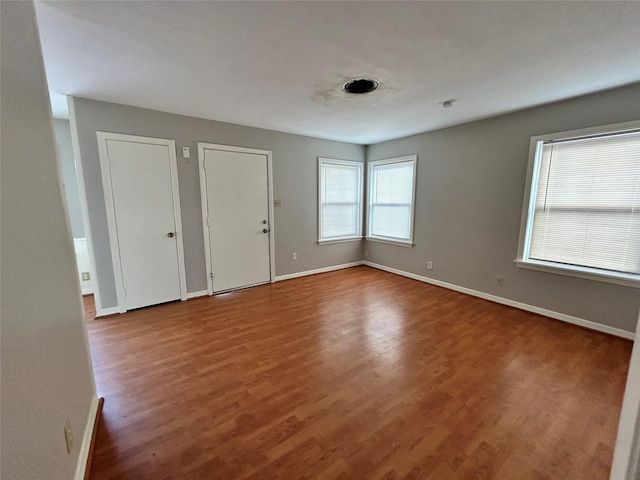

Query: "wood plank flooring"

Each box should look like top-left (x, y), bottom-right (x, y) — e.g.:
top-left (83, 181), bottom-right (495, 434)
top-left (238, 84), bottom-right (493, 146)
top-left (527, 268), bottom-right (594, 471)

top-left (85, 266), bottom-right (632, 480)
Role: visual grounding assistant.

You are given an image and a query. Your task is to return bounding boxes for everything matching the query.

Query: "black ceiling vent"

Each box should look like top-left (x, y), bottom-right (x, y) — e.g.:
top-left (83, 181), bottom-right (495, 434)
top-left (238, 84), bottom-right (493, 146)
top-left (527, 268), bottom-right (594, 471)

top-left (343, 78), bottom-right (379, 94)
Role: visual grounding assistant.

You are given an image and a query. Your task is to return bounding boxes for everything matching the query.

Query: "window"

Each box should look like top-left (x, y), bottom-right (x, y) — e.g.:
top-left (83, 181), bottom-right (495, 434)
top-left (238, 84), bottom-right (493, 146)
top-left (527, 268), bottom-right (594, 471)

top-left (516, 121), bottom-right (640, 287)
top-left (318, 158), bottom-right (363, 244)
top-left (367, 155), bottom-right (417, 246)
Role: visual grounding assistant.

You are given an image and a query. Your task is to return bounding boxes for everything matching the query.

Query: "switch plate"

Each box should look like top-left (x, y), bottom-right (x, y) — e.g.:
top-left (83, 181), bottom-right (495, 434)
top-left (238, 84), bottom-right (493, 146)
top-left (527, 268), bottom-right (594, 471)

top-left (81, 272), bottom-right (90, 281)
top-left (182, 146), bottom-right (190, 158)
top-left (274, 199), bottom-right (283, 207)
top-left (292, 253), bottom-right (297, 260)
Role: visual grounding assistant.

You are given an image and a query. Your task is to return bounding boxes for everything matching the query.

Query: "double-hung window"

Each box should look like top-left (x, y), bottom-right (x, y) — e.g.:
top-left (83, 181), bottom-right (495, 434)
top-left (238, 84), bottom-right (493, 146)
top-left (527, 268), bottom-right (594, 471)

top-left (366, 155), bottom-right (417, 246)
top-left (317, 158), bottom-right (363, 244)
top-left (516, 121), bottom-right (640, 287)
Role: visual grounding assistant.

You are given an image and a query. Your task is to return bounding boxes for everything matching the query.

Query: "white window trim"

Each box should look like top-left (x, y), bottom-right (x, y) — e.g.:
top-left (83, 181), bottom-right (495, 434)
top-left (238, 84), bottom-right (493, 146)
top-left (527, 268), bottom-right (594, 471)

top-left (366, 154), bottom-right (417, 247)
top-left (515, 120), bottom-right (640, 289)
top-left (317, 157), bottom-right (364, 245)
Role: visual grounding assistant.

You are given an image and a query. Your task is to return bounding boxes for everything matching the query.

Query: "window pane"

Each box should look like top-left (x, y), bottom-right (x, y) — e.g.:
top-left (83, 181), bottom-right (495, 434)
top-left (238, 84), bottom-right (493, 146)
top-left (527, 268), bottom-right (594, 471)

top-left (529, 130), bottom-right (640, 275)
top-left (322, 204), bottom-right (358, 238)
top-left (373, 162), bottom-right (414, 204)
top-left (371, 205), bottom-right (411, 239)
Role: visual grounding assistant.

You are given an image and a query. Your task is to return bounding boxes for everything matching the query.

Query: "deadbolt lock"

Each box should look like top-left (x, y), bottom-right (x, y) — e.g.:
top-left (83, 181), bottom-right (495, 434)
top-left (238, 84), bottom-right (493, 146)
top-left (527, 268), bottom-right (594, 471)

top-left (167, 232), bottom-right (175, 238)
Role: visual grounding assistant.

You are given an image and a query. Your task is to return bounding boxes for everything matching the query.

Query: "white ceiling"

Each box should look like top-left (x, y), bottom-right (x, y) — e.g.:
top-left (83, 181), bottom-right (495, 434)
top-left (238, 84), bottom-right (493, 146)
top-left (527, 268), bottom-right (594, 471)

top-left (35, 1), bottom-right (640, 145)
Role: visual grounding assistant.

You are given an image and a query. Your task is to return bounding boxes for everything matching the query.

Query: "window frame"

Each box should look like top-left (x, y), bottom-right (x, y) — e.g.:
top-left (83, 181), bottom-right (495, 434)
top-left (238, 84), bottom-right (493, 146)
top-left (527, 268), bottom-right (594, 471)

top-left (366, 155), bottom-right (417, 247)
top-left (317, 157), bottom-right (364, 245)
top-left (515, 120), bottom-right (640, 288)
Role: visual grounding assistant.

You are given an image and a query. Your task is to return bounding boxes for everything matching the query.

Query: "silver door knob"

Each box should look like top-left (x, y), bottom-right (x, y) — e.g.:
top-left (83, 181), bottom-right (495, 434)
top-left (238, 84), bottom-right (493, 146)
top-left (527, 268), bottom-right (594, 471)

top-left (167, 232), bottom-right (175, 238)
top-left (263, 220), bottom-right (268, 224)
top-left (263, 228), bottom-right (270, 233)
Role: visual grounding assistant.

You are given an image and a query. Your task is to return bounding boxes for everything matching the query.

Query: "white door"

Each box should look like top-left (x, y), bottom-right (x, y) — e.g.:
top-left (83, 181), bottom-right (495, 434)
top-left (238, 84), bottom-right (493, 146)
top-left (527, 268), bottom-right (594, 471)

top-left (199, 145), bottom-right (273, 293)
top-left (98, 133), bottom-right (187, 311)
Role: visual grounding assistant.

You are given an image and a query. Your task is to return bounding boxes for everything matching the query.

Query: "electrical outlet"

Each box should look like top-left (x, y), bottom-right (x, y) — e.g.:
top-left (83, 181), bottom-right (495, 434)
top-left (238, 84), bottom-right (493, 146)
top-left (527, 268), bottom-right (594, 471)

top-left (81, 272), bottom-right (90, 281)
top-left (496, 276), bottom-right (504, 286)
top-left (64, 418), bottom-right (73, 453)
top-left (274, 199), bottom-right (283, 207)
top-left (292, 252), bottom-right (297, 260)
top-left (427, 261), bottom-right (433, 270)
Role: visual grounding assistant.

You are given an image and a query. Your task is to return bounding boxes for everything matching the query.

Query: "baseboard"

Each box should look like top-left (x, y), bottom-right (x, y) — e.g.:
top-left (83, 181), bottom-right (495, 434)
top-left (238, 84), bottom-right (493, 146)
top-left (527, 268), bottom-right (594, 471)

top-left (187, 290), bottom-right (208, 299)
top-left (96, 307), bottom-right (119, 318)
top-left (275, 261), bottom-right (364, 282)
top-left (363, 261), bottom-right (635, 340)
top-left (75, 395), bottom-right (104, 480)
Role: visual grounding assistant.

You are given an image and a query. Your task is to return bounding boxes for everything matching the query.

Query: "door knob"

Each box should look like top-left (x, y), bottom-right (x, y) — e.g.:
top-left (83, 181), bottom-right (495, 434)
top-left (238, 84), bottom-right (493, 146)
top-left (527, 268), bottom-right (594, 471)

top-left (263, 220), bottom-right (268, 224)
top-left (263, 228), bottom-right (270, 233)
top-left (167, 232), bottom-right (175, 238)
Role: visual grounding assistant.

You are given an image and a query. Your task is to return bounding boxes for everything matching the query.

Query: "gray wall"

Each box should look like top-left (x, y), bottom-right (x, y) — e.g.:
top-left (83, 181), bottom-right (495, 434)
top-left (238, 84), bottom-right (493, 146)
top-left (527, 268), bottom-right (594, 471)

top-left (367, 82), bottom-right (640, 333)
top-left (72, 97), bottom-right (365, 308)
top-left (53, 118), bottom-right (85, 238)
top-left (1, 2), bottom-right (97, 479)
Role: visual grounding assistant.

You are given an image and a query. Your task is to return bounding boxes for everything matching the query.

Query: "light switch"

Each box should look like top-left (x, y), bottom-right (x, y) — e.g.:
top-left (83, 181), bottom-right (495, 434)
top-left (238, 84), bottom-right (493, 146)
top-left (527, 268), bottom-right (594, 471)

top-left (182, 146), bottom-right (191, 158)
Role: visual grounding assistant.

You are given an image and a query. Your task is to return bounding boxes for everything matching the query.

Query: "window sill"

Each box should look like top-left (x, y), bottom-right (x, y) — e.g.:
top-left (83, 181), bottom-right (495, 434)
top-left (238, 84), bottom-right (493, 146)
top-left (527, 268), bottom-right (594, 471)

top-left (515, 258), bottom-right (640, 289)
top-left (318, 236), bottom-right (363, 245)
top-left (365, 236), bottom-right (413, 248)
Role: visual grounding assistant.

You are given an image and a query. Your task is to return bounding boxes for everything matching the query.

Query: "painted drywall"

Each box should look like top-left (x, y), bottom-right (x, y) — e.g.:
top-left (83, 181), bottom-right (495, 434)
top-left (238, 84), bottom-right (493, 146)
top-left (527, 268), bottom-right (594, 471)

top-left (53, 118), bottom-right (85, 238)
top-left (366, 82), bottom-right (640, 333)
top-left (71, 97), bottom-right (365, 308)
top-left (0, 2), bottom-right (98, 479)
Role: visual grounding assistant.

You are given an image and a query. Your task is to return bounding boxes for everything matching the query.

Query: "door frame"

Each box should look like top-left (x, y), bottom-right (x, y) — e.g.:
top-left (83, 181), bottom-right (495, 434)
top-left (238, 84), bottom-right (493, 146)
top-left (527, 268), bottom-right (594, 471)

top-left (97, 132), bottom-right (187, 313)
top-left (197, 143), bottom-right (276, 295)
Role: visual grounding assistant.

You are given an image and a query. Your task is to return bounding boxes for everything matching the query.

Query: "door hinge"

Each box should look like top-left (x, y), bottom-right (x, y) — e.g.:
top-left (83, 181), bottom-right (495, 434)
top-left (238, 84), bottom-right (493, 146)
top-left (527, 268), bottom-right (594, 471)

top-left (210, 272), bottom-right (214, 280)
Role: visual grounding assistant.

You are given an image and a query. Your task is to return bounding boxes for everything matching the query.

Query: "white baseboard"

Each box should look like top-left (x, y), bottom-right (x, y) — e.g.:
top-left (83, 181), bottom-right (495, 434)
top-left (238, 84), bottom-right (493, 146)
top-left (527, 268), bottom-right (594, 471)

top-left (363, 261), bottom-right (635, 340)
top-left (74, 395), bottom-right (100, 480)
top-left (187, 290), bottom-right (208, 299)
top-left (275, 261), bottom-right (364, 282)
top-left (96, 306), bottom-right (119, 318)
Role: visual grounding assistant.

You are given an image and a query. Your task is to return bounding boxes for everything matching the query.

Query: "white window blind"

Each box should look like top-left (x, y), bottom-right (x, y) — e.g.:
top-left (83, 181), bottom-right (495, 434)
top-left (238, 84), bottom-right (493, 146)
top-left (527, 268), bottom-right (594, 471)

top-left (318, 158), bottom-right (363, 243)
top-left (527, 129), bottom-right (640, 277)
top-left (367, 156), bottom-right (417, 245)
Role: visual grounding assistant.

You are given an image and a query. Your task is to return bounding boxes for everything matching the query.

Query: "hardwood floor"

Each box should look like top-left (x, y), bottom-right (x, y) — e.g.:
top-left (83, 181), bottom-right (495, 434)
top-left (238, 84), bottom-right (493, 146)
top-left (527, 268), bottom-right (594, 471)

top-left (85, 266), bottom-right (632, 480)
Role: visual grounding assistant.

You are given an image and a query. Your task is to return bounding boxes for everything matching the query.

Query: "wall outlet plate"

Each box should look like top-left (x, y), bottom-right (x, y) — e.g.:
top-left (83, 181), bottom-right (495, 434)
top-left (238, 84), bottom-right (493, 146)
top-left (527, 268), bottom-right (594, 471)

top-left (274, 199), bottom-right (282, 207)
top-left (427, 261), bottom-right (433, 270)
top-left (64, 418), bottom-right (73, 453)
top-left (81, 272), bottom-right (90, 281)
top-left (496, 276), bottom-right (504, 286)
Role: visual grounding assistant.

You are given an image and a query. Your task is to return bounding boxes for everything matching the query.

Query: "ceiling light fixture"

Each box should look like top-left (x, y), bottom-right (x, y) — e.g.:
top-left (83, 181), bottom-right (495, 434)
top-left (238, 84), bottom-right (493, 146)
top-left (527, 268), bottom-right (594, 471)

top-left (343, 78), bottom-right (379, 94)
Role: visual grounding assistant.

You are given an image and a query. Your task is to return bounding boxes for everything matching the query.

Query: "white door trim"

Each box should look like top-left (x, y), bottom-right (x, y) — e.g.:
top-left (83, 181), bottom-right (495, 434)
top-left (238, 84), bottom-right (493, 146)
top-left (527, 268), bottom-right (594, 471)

top-left (97, 132), bottom-right (187, 313)
top-left (68, 97), bottom-right (103, 312)
top-left (197, 143), bottom-right (275, 295)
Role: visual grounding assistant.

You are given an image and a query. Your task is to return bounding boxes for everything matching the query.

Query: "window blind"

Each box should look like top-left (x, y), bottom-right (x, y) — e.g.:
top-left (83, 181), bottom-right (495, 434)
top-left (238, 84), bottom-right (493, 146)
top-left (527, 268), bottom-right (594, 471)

top-left (370, 160), bottom-right (414, 240)
top-left (319, 161), bottom-right (361, 240)
top-left (528, 130), bottom-right (640, 275)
